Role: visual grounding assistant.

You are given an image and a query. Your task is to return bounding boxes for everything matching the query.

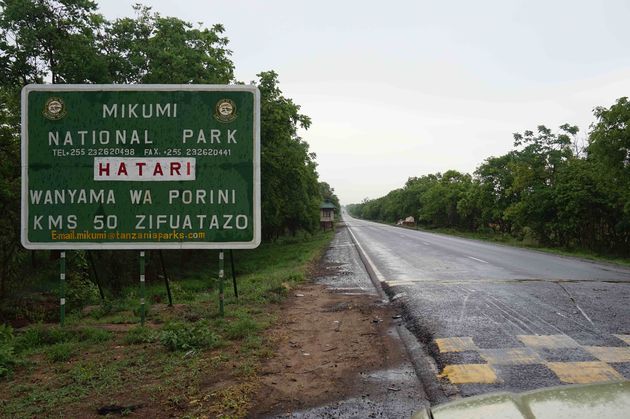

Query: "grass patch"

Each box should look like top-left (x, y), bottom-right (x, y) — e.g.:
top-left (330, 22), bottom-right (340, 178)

top-left (124, 326), bottom-right (157, 345)
top-left (68, 360), bottom-right (123, 390)
top-left (76, 327), bottom-right (112, 343)
top-left (224, 315), bottom-right (263, 341)
top-left (44, 342), bottom-right (77, 363)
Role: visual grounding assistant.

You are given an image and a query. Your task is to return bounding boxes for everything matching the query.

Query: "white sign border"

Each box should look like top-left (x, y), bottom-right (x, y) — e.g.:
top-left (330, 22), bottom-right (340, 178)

top-left (21, 84), bottom-right (261, 250)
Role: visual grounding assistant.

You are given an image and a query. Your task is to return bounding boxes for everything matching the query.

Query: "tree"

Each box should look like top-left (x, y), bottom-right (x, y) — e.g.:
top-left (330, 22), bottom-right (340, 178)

top-left (588, 97), bottom-right (630, 188)
top-left (0, 87), bottom-right (20, 298)
top-left (506, 124), bottom-right (577, 243)
top-left (586, 97), bottom-right (630, 250)
top-left (552, 158), bottom-right (619, 250)
top-left (257, 70), bottom-right (320, 238)
top-left (418, 171), bottom-right (472, 228)
top-left (0, 0), bottom-right (109, 299)
top-left (0, 0), bottom-right (109, 85)
top-left (474, 153), bottom-right (518, 233)
top-left (104, 5), bottom-right (233, 84)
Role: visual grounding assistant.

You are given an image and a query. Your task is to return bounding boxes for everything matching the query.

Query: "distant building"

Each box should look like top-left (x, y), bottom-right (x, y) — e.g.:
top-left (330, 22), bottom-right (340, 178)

top-left (320, 201), bottom-right (336, 230)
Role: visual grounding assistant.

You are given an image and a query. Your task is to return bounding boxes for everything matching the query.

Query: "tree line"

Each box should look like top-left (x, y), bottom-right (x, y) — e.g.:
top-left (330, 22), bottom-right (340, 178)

top-left (348, 97), bottom-right (630, 256)
top-left (0, 0), bottom-right (338, 303)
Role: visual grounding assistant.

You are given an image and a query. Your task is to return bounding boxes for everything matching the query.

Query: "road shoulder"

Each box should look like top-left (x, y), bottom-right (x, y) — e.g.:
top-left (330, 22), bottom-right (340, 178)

top-left (248, 225), bottom-right (428, 417)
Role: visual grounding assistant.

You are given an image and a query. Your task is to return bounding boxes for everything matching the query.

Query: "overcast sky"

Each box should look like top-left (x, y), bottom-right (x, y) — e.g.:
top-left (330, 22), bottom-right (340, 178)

top-left (99, 0), bottom-right (630, 204)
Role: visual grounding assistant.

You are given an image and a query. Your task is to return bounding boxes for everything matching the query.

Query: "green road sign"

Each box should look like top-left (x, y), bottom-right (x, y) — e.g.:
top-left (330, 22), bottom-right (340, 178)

top-left (21, 85), bottom-right (260, 249)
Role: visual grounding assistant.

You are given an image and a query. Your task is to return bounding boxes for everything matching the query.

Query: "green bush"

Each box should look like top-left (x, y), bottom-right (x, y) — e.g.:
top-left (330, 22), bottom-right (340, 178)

top-left (159, 321), bottom-right (219, 351)
top-left (87, 301), bottom-right (114, 319)
top-left (0, 324), bottom-right (12, 342)
top-left (124, 326), bottom-right (157, 345)
top-left (0, 343), bottom-right (16, 378)
top-left (0, 325), bottom-right (17, 378)
top-left (66, 253), bottom-right (100, 311)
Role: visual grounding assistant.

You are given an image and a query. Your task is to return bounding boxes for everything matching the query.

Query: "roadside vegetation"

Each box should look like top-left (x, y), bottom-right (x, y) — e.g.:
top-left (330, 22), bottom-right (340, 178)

top-left (0, 231), bottom-right (333, 416)
top-left (348, 99), bottom-right (630, 261)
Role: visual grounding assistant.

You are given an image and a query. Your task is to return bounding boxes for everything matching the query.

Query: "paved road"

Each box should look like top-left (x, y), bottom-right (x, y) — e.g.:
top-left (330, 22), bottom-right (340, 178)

top-left (344, 211), bottom-right (630, 400)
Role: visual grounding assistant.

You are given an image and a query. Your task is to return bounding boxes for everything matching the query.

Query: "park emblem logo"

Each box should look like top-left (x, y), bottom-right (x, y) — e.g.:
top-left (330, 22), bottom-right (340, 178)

top-left (213, 98), bottom-right (237, 123)
top-left (43, 97), bottom-right (67, 120)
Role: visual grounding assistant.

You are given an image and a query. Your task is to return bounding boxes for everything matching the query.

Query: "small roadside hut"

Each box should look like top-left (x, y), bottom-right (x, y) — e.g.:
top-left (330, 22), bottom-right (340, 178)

top-left (320, 201), bottom-right (336, 230)
top-left (402, 216), bottom-right (415, 227)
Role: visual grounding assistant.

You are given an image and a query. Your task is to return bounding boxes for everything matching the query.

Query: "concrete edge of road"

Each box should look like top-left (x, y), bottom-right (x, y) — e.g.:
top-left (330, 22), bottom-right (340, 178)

top-left (343, 223), bottom-right (387, 300)
top-left (345, 220), bottom-right (450, 405)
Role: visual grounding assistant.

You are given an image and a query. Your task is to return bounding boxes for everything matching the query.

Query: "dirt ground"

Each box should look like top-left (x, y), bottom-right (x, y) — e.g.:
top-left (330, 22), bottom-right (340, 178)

top-left (249, 282), bottom-right (424, 417)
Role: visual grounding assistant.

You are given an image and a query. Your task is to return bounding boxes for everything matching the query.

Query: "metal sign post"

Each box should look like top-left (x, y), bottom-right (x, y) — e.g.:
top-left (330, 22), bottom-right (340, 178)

top-left (230, 249), bottom-right (238, 299)
top-left (87, 250), bottom-right (105, 302)
top-left (140, 251), bottom-right (146, 325)
top-left (158, 250), bottom-right (173, 306)
top-left (60, 251), bottom-right (66, 326)
top-left (219, 250), bottom-right (225, 316)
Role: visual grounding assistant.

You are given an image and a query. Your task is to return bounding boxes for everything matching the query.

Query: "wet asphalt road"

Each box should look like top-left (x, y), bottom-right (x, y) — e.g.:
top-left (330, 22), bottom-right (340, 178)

top-left (344, 211), bottom-right (630, 399)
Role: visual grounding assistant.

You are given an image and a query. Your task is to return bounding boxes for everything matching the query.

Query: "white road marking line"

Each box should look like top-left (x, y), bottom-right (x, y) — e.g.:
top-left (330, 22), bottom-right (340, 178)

top-left (467, 256), bottom-right (488, 264)
top-left (386, 280), bottom-right (416, 286)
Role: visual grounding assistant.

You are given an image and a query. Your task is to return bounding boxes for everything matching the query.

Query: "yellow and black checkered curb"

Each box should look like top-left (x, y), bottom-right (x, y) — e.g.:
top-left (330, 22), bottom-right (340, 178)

top-left (435, 334), bottom-right (630, 385)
